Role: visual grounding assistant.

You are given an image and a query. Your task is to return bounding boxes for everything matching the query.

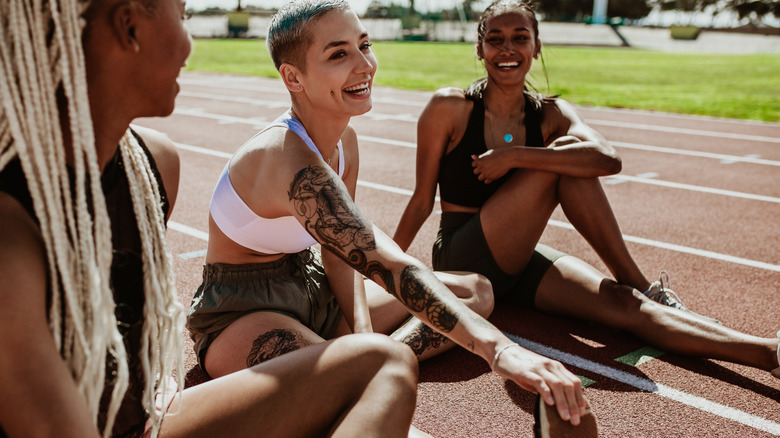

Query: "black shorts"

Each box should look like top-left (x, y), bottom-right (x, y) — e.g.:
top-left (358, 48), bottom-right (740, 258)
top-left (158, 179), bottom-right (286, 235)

top-left (432, 212), bottom-right (566, 308)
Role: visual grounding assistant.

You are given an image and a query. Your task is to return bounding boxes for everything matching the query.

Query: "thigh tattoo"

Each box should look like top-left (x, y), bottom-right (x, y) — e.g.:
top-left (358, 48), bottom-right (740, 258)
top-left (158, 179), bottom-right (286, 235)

top-left (246, 329), bottom-right (312, 367)
top-left (401, 326), bottom-right (450, 357)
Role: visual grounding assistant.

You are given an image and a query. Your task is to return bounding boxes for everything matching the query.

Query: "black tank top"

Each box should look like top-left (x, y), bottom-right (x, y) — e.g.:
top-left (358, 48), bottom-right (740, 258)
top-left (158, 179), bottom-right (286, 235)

top-left (0, 130), bottom-right (169, 438)
top-left (438, 94), bottom-right (545, 208)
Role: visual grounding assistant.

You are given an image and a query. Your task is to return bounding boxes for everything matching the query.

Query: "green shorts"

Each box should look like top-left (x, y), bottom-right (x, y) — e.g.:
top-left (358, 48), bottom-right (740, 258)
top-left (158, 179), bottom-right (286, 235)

top-left (186, 248), bottom-right (342, 370)
top-left (432, 212), bottom-right (566, 308)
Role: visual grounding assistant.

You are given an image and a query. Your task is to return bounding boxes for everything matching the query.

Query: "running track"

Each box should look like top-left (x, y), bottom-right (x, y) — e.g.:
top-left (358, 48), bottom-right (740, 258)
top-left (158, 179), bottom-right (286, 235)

top-left (136, 72), bottom-right (780, 437)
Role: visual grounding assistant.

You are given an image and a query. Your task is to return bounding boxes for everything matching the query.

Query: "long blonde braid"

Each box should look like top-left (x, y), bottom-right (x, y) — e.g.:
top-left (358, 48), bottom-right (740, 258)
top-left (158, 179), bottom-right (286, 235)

top-left (0, 0), bottom-right (183, 436)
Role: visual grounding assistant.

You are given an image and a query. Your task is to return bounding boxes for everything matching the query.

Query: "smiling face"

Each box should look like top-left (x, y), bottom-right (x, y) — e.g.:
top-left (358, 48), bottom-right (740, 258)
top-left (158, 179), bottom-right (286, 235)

top-left (478, 11), bottom-right (540, 87)
top-left (284, 8), bottom-right (378, 117)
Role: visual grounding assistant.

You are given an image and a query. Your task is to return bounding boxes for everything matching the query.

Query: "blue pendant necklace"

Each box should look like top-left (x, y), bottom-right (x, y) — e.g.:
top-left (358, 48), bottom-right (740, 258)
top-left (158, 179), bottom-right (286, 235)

top-left (484, 99), bottom-right (514, 146)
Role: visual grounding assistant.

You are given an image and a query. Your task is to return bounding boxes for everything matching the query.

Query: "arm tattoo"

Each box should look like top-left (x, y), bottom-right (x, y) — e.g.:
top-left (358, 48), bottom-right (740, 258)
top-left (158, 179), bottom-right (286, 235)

top-left (400, 265), bottom-right (459, 333)
top-left (289, 166), bottom-right (395, 293)
top-left (246, 329), bottom-right (312, 367)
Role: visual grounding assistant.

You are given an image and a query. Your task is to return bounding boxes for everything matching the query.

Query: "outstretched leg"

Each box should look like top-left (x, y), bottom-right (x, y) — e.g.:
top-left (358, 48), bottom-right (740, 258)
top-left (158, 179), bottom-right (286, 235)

top-left (534, 256), bottom-right (778, 371)
top-left (161, 334), bottom-right (419, 438)
top-left (367, 271), bottom-right (494, 360)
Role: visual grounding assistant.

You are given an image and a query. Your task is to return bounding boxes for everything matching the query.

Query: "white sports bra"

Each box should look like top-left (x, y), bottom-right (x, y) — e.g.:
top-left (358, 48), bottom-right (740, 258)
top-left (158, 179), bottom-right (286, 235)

top-left (210, 113), bottom-right (345, 254)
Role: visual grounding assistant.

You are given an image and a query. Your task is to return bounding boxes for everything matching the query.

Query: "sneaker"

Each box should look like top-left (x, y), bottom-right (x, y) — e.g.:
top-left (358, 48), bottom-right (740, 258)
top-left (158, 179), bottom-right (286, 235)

top-left (771, 331), bottom-right (780, 380)
top-left (533, 394), bottom-right (598, 438)
top-left (642, 271), bottom-right (721, 325)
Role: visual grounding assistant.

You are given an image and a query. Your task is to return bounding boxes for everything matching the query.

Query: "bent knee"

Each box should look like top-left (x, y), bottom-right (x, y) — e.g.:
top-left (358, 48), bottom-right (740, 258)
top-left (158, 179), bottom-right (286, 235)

top-left (472, 274), bottom-right (495, 317)
top-left (344, 334), bottom-right (418, 372)
top-left (345, 334), bottom-right (419, 392)
top-left (443, 272), bottom-right (495, 317)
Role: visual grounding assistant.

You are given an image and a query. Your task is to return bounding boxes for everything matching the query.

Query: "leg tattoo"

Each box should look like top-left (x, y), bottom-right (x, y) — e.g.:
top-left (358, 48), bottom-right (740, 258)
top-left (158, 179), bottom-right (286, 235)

top-left (246, 329), bottom-right (312, 367)
top-left (400, 324), bottom-right (451, 358)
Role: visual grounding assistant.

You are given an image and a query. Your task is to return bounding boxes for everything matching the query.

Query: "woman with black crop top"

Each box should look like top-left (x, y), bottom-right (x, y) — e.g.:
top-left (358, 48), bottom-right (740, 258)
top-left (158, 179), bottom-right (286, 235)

top-left (395, 0), bottom-right (780, 381)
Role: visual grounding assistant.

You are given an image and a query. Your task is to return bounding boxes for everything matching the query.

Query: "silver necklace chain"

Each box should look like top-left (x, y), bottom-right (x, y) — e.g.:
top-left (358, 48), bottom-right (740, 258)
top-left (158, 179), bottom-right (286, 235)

top-left (483, 99), bottom-right (513, 147)
top-left (326, 147), bottom-right (336, 166)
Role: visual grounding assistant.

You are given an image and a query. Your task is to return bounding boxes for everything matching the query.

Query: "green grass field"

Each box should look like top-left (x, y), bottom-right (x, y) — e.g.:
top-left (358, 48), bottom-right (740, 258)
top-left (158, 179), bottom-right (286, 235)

top-left (185, 39), bottom-right (780, 122)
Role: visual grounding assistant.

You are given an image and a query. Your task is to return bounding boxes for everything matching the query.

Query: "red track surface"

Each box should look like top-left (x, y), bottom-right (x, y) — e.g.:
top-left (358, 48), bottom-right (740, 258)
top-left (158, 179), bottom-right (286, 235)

top-left (137, 72), bottom-right (780, 437)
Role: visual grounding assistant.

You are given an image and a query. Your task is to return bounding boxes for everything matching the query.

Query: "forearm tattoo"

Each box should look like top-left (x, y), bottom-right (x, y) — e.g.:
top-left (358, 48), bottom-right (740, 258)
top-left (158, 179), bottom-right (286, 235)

top-left (246, 329), bottom-right (312, 367)
top-left (288, 167), bottom-right (458, 333)
top-left (289, 166), bottom-right (395, 293)
top-left (400, 265), bottom-right (458, 333)
top-left (401, 325), bottom-right (451, 357)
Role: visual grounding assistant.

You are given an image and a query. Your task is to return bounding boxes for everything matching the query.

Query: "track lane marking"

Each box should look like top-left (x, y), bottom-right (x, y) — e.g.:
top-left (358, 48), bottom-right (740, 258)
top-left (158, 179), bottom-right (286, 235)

top-left (505, 333), bottom-right (780, 435)
top-left (170, 108), bottom-right (780, 168)
top-left (612, 141), bottom-right (780, 167)
top-left (175, 89), bottom-right (780, 144)
top-left (170, 141), bottom-right (780, 272)
top-left (547, 219), bottom-right (780, 272)
top-left (589, 119), bottom-right (780, 144)
top-left (165, 218), bottom-right (780, 433)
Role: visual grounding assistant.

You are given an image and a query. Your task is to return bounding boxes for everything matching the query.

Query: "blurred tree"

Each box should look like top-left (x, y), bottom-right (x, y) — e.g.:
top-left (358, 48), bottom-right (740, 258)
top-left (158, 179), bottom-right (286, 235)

top-left (535, 0), bottom-right (655, 21)
top-left (364, 1), bottom-right (408, 18)
top-left (609, 0), bottom-right (654, 19)
top-left (655, 0), bottom-right (779, 23)
top-left (724, 0), bottom-right (780, 21)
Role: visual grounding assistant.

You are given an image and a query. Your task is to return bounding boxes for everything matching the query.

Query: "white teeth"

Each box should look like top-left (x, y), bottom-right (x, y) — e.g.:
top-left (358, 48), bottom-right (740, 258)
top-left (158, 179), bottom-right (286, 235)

top-left (344, 82), bottom-right (369, 92)
top-left (498, 62), bottom-right (519, 68)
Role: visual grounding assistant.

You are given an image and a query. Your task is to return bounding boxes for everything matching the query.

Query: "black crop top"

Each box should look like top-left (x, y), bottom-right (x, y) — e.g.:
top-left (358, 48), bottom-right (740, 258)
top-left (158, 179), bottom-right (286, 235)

top-left (438, 94), bottom-right (545, 208)
top-left (0, 130), bottom-right (169, 438)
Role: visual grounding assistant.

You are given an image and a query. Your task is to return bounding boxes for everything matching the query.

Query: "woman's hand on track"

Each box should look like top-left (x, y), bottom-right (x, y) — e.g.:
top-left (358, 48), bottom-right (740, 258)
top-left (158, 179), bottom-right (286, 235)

top-left (492, 344), bottom-right (587, 426)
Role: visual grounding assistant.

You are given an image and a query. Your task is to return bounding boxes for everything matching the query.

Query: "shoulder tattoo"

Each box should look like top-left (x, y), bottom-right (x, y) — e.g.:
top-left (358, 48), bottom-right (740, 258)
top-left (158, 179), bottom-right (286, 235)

top-left (289, 166), bottom-right (395, 293)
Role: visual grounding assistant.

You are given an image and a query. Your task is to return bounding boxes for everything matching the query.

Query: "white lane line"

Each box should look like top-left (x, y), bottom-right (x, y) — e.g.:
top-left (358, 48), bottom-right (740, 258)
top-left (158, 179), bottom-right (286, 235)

top-left (548, 219), bottom-right (780, 272)
top-left (175, 89), bottom-right (780, 144)
top-left (180, 75), bottom-right (780, 130)
top-left (358, 135), bottom-right (416, 148)
top-left (180, 90), bottom-right (290, 108)
top-left (178, 249), bottom-right (207, 259)
top-left (170, 141), bottom-right (779, 272)
top-left (176, 142), bottom-right (232, 159)
top-left (166, 211), bottom-right (780, 431)
top-left (357, 180), bottom-right (414, 197)
top-left (612, 141), bottom-right (780, 167)
top-left (505, 333), bottom-right (780, 435)
top-left (588, 119), bottom-right (780, 144)
top-left (168, 221), bottom-right (209, 242)
top-left (171, 108), bottom-right (780, 169)
top-left (178, 78), bottom-right (432, 107)
top-left (173, 107), bottom-right (270, 128)
top-left (608, 175), bottom-right (780, 204)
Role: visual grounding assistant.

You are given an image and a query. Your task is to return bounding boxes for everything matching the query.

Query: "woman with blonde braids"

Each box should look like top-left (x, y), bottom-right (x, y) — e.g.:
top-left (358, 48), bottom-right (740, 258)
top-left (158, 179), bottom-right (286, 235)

top-left (0, 0), bottom-right (421, 437)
